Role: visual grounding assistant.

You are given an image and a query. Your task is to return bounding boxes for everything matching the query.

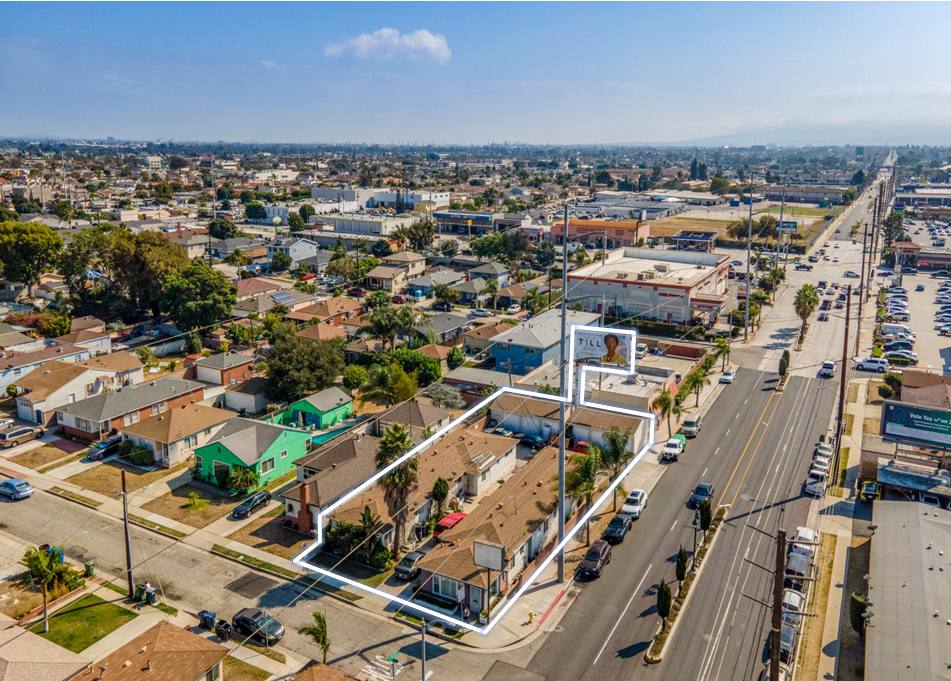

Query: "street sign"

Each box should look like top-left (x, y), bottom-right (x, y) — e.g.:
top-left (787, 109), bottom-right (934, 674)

top-left (778, 221), bottom-right (797, 232)
top-left (880, 400), bottom-right (951, 448)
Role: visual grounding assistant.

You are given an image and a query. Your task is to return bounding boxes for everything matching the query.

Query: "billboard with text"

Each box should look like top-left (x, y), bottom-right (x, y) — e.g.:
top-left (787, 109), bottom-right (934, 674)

top-left (880, 400), bottom-right (951, 448)
top-left (574, 329), bottom-right (632, 367)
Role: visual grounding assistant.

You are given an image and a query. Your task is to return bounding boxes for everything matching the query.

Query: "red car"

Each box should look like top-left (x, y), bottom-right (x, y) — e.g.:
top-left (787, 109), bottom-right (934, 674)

top-left (572, 441), bottom-right (590, 453)
top-left (348, 287), bottom-right (367, 297)
top-left (391, 295), bottom-right (408, 304)
top-left (433, 512), bottom-right (467, 540)
top-left (299, 274), bottom-right (315, 281)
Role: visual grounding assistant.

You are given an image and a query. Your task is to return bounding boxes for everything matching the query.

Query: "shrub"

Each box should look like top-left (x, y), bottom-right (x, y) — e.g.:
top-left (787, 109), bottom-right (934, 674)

top-left (167, 360), bottom-right (177, 372)
top-left (368, 542), bottom-right (391, 571)
top-left (878, 383), bottom-right (893, 400)
top-left (185, 332), bottom-right (203, 354)
top-left (342, 365), bottom-right (368, 392)
top-left (118, 440), bottom-right (135, 457)
top-left (129, 446), bottom-right (154, 466)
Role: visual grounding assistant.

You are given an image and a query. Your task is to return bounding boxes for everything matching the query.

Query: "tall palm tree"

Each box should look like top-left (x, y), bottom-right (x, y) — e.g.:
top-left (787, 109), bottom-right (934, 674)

top-left (375, 423), bottom-right (418, 558)
top-left (355, 305), bottom-right (416, 351)
top-left (480, 279), bottom-right (500, 311)
top-left (691, 371), bottom-right (712, 407)
top-left (750, 290), bottom-right (772, 329)
top-left (224, 248), bottom-right (249, 267)
top-left (298, 611), bottom-right (331, 664)
top-left (359, 505), bottom-right (381, 563)
top-left (24, 547), bottom-right (57, 633)
top-left (599, 427), bottom-right (633, 510)
top-left (520, 287), bottom-right (544, 314)
top-left (651, 388), bottom-right (682, 438)
top-left (715, 337), bottom-right (730, 372)
top-left (794, 284), bottom-right (820, 341)
top-left (361, 364), bottom-right (397, 407)
top-left (561, 450), bottom-right (601, 545)
top-left (392, 226), bottom-right (410, 252)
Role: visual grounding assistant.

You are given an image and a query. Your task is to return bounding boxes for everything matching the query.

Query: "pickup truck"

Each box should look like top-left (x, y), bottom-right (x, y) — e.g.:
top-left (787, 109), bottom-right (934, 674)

top-left (795, 263), bottom-right (813, 271)
top-left (661, 434), bottom-right (686, 462)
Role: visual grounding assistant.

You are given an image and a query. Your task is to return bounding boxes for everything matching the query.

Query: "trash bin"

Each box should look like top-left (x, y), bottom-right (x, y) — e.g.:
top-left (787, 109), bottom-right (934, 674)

top-left (145, 589), bottom-right (156, 606)
top-left (215, 620), bottom-right (232, 642)
top-left (198, 611), bottom-right (216, 630)
top-left (84, 561), bottom-right (94, 578)
top-left (134, 584), bottom-right (146, 602)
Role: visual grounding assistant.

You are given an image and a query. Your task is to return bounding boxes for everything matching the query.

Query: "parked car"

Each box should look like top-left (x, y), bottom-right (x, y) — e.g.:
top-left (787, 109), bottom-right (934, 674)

top-left (347, 287), bottom-right (367, 297)
top-left (682, 414), bottom-right (702, 437)
top-left (620, 489), bottom-right (648, 518)
top-left (815, 442), bottom-right (834, 459)
top-left (843, 271), bottom-right (860, 278)
top-left (433, 512), bottom-right (467, 539)
top-left (493, 427), bottom-right (513, 437)
top-left (391, 295), bottom-right (408, 304)
top-left (232, 491), bottom-right (272, 519)
top-left (0, 425), bottom-right (44, 449)
top-left (0, 478), bottom-right (34, 500)
top-left (662, 435), bottom-right (686, 462)
top-left (886, 311), bottom-right (910, 321)
top-left (572, 440), bottom-right (590, 453)
top-left (578, 539), bottom-right (612, 578)
top-left (395, 548), bottom-right (431, 580)
top-left (472, 308), bottom-right (492, 318)
top-left (0, 418), bottom-right (13, 431)
top-left (884, 340), bottom-right (914, 353)
top-left (602, 514), bottom-right (633, 544)
top-left (232, 608), bottom-right (284, 645)
top-left (819, 361), bottom-right (836, 378)
top-left (860, 481), bottom-right (882, 503)
top-left (88, 436), bottom-right (123, 461)
top-left (812, 456), bottom-right (832, 475)
top-left (720, 369), bottom-right (737, 383)
top-left (635, 343), bottom-right (649, 359)
top-left (804, 470), bottom-right (828, 497)
top-left (790, 526), bottom-right (818, 560)
top-left (885, 350), bottom-right (918, 366)
top-left (432, 301), bottom-right (454, 312)
top-left (688, 481), bottom-right (714, 508)
top-left (506, 304), bottom-right (521, 315)
top-left (519, 433), bottom-right (546, 449)
top-left (855, 357), bottom-right (890, 373)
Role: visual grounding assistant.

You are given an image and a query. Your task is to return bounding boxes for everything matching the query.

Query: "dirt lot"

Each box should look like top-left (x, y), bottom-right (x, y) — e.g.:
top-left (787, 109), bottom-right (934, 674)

top-left (139, 483), bottom-right (243, 528)
top-left (64, 460), bottom-right (191, 497)
top-left (227, 514), bottom-right (310, 560)
top-left (10, 445), bottom-right (76, 470)
top-left (863, 417), bottom-right (881, 435)
top-left (796, 533), bottom-right (837, 681)
top-left (0, 571), bottom-right (74, 619)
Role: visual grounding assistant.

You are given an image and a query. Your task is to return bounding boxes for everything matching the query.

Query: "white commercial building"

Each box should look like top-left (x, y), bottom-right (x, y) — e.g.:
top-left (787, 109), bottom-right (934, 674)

top-left (370, 190), bottom-right (450, 210)
top-left (567, 247), bottom-right (729, 325)
top-left (311, 187), bottom-right (382, 206)
top-left (318, 213), bottom-right (417, 236)
top-left (251, 169), bottom-right (299, 182)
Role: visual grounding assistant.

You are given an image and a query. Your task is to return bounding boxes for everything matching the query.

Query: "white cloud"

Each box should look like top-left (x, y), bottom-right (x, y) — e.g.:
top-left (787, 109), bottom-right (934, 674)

top-left (261, 60), bottom-right (286, 69)
top-left (324, 28), bottom-right (451, 63)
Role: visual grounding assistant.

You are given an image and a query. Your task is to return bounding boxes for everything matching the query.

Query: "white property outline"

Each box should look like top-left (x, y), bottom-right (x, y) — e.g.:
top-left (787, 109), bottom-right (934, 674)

top-left (292, 324), bottom-right (658, 635)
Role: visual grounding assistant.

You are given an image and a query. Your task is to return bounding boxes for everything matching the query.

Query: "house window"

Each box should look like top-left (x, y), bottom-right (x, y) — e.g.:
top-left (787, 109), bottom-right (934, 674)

top-left (525, 347), bottom-right (536, 354)
top-left (287, 503), bottom-right (295, 513)
top-left (68, 394), bottom-right (75, 404)
top-left (303, 467), bottom-right (317, 479)
top-left (184, 434), bottom-right (198, 449)
top-left (432, 575), bottom-right (460, 597)
top-left (195, 455), bottom-right (202, 469)
top-left (151, 401), bottom-right (167, 416)
top-left (499, 343), bottom-right (510, 350)
top-left (204, 663), bottom-right (221, 681)
top-left (13, 368), bottom-right (21, 376)
top-left (305, 439), bottom-right (312, 450)
top-left (85, 383), bottom-right (95, 394)
top-left (76, 418), bottom-right (94, 432)
top-left (280, 449), bottom-right (287, 459)
top-left (261, 457), bottom-right (275, 475)
top-left (123, 412), bottom-right (140, 426)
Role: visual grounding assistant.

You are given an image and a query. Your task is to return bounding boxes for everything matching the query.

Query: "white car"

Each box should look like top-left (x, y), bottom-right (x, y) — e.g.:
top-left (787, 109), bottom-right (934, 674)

top-left (661, 437), bottom-right (685, 462)
top-left (833, 243), bottom-right (840, 249)
top-left (805, 470), bottom-right (828, 497)
top-left (720, 369), bottom-right (737, 383)
top-left (472, 308), bottom-right (492, 318)
top-left (506, 304), bottom-right (521, 315)
top-left (936, 297), bottom-right (951, 304)
top-left (812, 456), bottom-right (832, 474)
top-left (936, 314), bottom-right (951, 324)
top-left (888, 311), bottom-right (911, 321)
top-left (820, 361), bottom-right (836, 378)
top-left (888, 287), bottom-right (908, 294)
top-left (620, 489), bottom-right (648, 518)
top-left (833, 256), bottom-right (840, 263)
top-left (0, 418), bottom-right (13, 432)
top-left (815, 442), bottom-right (834, 459)
top-left (790, 526), bottom-right (818, 559)
top-left (855, 357), bottom-right (890, 373)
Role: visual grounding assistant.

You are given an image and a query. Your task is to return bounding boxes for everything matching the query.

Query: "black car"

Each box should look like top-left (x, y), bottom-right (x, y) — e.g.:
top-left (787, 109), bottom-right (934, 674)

top-left (519, 434), bottom-right (546, 449)
top-left (232, 608), bottom-right (284, 645)
top-left (688, 482), bottom-right (715, 509)
top-left (602, 514), bottom-right (633, 544)
top-left (232, 491), bottom-right (272, 519)
top-left (432, 301), bottom-right (455, 312)
top-left (88, 436), bottom-right (123, 461)
top-left (579, 539), bottom-right (611, 578)
top-left (395, 548), bottom-right (431, 579)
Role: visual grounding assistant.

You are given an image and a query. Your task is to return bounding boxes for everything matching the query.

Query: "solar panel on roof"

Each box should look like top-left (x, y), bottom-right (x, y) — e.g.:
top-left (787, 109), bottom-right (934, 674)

top-left (272, 292), bottom-right (295, 305)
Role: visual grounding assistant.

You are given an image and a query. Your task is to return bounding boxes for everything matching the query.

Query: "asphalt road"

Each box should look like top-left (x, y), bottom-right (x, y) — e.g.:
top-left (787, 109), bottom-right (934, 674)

top-left (521, 367), bottom-right (835, 681)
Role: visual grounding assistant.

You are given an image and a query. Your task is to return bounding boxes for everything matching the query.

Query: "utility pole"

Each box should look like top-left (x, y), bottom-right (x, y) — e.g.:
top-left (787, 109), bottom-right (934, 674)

top-left (769, 528), bottom-right (787, 681)
top-left (121, 471), bottom-right (134, 596)
top-left (421, 617), bottom-right (426, 681)
top-left (557, 203), bottom-right (569, 584)
top-left (856, 227), bottom-right (868, 356)
top-left (776, 171), bottom-right (787, 268)
top-left (834, 285), bottom-right (852, 482)
top-left (745, 172), bottom-right (755, 342)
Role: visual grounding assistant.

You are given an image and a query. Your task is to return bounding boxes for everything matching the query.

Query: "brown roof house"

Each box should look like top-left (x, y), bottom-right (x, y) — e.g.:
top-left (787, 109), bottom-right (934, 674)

top-left (119, 404), bottom-right (235, 467)
top-left (332, 427), bottom-right (517, 553)
top-left (79, 621), bottom-right (227, 681)
top-left (365, 265), bottom-right (409, 293)
top-left (281, 432), bottom-right (382, 535)
top-left (372, 399), bottom-right (453, 442)
top-left (381, 251), bottom-right (427, 279)
top-left (462, 321), bottom-right (512, 354)
top-left (224, 376), bottom-right (269, 415)
top-left (286, 298), bottom-right (364, 327)
top-left (417, 344), bottom-right (453, 373)
top-left (296, 323), bottom-right (347, 344)
top-left (0, 612), bottom-right (88, 681)
top-left (414, 445), bottom-right (561, 620)
top-left (292, 661), bottom-right (361, 681)
top-left (193, 352), bottom-right (254, 386)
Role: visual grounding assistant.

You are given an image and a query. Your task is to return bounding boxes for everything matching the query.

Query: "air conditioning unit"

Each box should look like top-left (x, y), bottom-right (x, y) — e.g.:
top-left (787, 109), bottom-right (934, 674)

top-left (616, 273), bottom-right (628, 280)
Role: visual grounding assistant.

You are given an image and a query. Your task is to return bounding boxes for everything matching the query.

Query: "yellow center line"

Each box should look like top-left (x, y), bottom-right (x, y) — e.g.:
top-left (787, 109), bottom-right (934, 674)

top-left (727, 388), bottom-right (786, 510)
top-left (720, 390), bottom-right (778, 500)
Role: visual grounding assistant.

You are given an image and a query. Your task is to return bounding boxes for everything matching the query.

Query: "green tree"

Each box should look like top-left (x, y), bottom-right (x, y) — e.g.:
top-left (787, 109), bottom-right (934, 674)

top-left (432, 283), bottom-right (461, 305)
top-left (42, 315), bottom-right (71, 338)
top-left (325, 256), bottom-right (357, 282)
top-left (227, 466), bottom-right (259, 492)
top-left (0, 222), bottom-right (64, 298)
top-left (877, 383), bottom-right (893, 400)
top-left (699, 499), bottom-right (712, 531)
top-left (245, 202), bottom-right (266, 221)
top-left (223, 248), bottom-right (249, 268)
top-left (794, 284), bottom-right (820, 341)
top-left (676, 546), bottom-right (688, 582)
top-left (356, 304), bottom-right (416, 352)
top-left (447, 346), bottom-right (465, 370)
top-left (271, 251), bottom-right (293, 272)
top-left (371, 240), bottom-right (393, 258)
top-left (112, 230), bottom-right (189, 317)
top-left (24, 547), bottom-right (58, 633)
top-left (359, 505), bottom-right (381, 563)
top-left (342, 365), bottom-right (368, 392)
top-left (299, 611), bottom-right (332, 664)
top-left (208, 217), bottom-right (240, 240)
top-left (366, 290), bottom-right (393, 310)
top-left (299, 204), bottom-right (314, 223)
top-left (161, 264), bottom-right (236, 331)
top-left (520, 287), bottom-right (545, 314)
top-left (715, 337), bottom-right (730, 372)
top-left (651, 388), bottom-right (682, 438)
top-left (392, 226), bottom-right (410, 251)
top-left (264, 337), bottom-right (344, 402)
top-left (432, 477), bottom-right (450, 517)
top-left (391, 362), bottom-right (418, 403)
top-left (424, 382), bottom-right (465, 409)
top-left (480, 278), bottom-right (499, 311)
top-left (600, 426), bottom-right (633, 510)
top-left (361, 363), bottom-right (397, 407)
top-left (656, 579), bottom-right (672, 631)
top-left (534, 240), bottom-right (556, 269)
top-left (709, 177), bottom-right (730, 195)
top-left (375, 423), bottom-right (418, 557)
top-left (288, 212), bottom-right (306, 232)
top-left (440, 239), bottom-right (458, 258)
top-left (562, 449), bottom-right (601, 545)
top-left (407, 219), bottom-right (436, 252)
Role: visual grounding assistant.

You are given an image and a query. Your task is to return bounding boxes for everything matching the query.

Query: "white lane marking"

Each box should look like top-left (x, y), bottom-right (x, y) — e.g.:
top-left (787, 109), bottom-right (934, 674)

top-left (703, 468), bottom-right (708, 476)
top-left (726, 429), bottom-right (731, 436)
top-left (592, 565), bottom-right (652, 665)
top-left (670, 520), bottom-right (678, 532)
top-left (714, 448), bottom-right (720, 457)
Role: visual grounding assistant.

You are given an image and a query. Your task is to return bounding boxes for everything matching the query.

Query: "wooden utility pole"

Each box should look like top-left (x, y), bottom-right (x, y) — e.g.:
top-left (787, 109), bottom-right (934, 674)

top-left (834, 285), bottom-right (852, 483)
top-left (856, 226), bottom-right (868, 356)
top-left (769, 528), bottom-right (787, 681)
top-left (121, 471), bottom-right (135, 596)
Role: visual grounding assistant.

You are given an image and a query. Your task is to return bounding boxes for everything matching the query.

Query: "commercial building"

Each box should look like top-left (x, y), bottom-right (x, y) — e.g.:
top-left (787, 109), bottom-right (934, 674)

top-left (641, 189), bottom-right (727, 206)
top-left (895, 185), bottom-right (951, 208)
top-left (548, 219), bottom-right (650, 249)
top-left (311, 187), bottom-right (383, 205)
top-left (317, 213), bottom-right (416, 236)
top-left (567, 247), bottom-right (729, 325)
top-left (434, 210), bottom-right (530, 237)
top-left (370, 190), bottom-right (450, 210)
top-left (576, 200), bottom-right (686, 220)
top-left (140, 155), bottom-right (166, 170)
top-left (764, 185), bottom-right (845, 204)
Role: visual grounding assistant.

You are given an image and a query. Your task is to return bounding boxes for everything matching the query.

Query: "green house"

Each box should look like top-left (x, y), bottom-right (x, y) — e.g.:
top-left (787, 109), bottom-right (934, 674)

top-left (194, 417), bottom-right (313, 488)
top-left (288, 387), bottom-right (353, 430)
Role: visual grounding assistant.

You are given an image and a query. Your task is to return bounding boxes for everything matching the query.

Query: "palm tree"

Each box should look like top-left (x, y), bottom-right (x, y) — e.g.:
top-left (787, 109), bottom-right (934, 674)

top-left (651, 388), bottom-right (682, 438)
top-left (355, 305), bottom-right (416, 351)
top-left (691, 371), bottom-right (711, 407)
top-left (359, 505), bottom-right (381, 563)
top-left (24, 547), bottom-right (58, 633)
top-left (392, 226), bottom-right (410, 251)
top-left (599, 427), bottom-right (633, 510)
top-left (750, 290), bottom-right (772, 329)
top-left (299, 611), bottom-right (331, 664)
top-left (375, 423), bottom-right (418, 557)
top-left (228, 466), bottom-right (259, 492)
top-left (520, 287), bottom-right (544, 314)
top-left (224, 248), bottom-right (249, 267)
top-left (561, 450), bottom-right (601, 545)
top-left (480, 278), bottom-right (500, 311)
top-left (361, 364), bottom-right (397, 407)
top-left (794, 284), bottom-right (820, 341)
top-left (715, 337), bottom-right (730, 372)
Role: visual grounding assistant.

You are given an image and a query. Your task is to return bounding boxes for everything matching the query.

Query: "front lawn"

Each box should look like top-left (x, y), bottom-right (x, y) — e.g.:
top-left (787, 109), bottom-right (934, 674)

top-left (64, 459), bottom-right (191, 496)
top-left (226, 515), bottom-right (307, 560)
top-left (223, 657), bottom-right (271, 681)
top-left (10, 445), bottom-right (76, 470)
top-left (140, 483), bottom-right (243, 528)
top-left (29, 593), bottom-right (137, 653)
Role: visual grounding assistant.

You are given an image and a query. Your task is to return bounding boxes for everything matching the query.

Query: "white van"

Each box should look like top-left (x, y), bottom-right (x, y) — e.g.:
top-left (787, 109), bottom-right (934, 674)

top-left (880, 323), bottom-right (914, 338)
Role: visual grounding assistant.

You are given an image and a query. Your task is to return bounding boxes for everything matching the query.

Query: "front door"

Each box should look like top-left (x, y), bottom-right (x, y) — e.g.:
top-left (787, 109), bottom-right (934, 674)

top-left (470, 586), bottom-right (482, 614)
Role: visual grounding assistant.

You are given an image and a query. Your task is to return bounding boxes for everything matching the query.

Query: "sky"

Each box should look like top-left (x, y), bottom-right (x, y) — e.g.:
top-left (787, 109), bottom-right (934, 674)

top-left (4, 2), bottom-right (951, 146)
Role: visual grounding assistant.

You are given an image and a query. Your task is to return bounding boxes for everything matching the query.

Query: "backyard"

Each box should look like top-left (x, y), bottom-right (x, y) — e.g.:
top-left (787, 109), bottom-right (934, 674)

top-left (139, 482), bottom-right (244, 528)
top-left (64, 459), bottom-right (191, 496)
top-left (28, 593), bottom-right (138, 653)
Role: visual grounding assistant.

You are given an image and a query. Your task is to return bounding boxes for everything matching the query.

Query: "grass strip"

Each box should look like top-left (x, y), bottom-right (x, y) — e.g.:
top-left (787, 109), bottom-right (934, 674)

top-left (844, 414), bottom-right (855, 437)
top-left (236, 638), bottom-right (286, 664)
top-left (128, 514), bottom-right (188, 538)
top-left (211, 544), bottom-right (299, 579)
top-left (99, 581), bottom-right (129, 598)
top-left (50, 486), bottom-right (102, 508)
top-left (223, 656), bottom-right (271, 681)
top-left (38, 453), bottom-right (87, 474)
top-left (298, 575), bottom-right (363, 602)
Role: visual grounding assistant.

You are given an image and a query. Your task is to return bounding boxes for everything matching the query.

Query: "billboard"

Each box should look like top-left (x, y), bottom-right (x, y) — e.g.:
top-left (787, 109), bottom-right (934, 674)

top-left (473, 540), bottom-right (505, 571)
top-left (778, 221), bottom-right (798, 232)
top-left (880, 401), bottom-right (951, 448)
top-left (574, 329), bottom-right (632, 367)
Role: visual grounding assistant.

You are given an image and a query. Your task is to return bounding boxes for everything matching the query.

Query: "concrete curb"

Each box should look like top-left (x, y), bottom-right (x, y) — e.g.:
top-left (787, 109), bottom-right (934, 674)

top-left (644, 509), bottom-right (726, 664)
top-left (43, 487), bottom-right (101, 510)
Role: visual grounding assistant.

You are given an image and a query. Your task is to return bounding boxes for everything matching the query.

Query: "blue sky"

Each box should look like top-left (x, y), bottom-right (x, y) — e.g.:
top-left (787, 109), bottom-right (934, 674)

top-left (3, 2), bottom-right (951, 144)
